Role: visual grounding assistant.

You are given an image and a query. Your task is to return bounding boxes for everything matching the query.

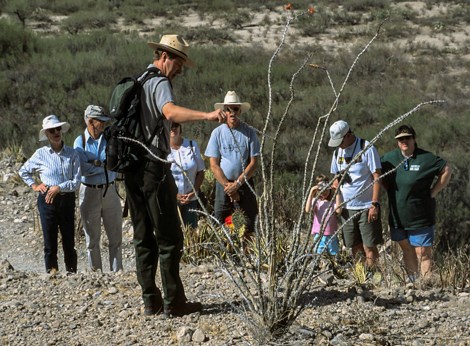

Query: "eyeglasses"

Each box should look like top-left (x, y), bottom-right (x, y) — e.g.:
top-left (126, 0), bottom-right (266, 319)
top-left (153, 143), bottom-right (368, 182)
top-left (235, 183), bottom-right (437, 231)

top-left (47, 127), bottom-right (62, 133)
top-left (224, 106), bottom-right (240, 113)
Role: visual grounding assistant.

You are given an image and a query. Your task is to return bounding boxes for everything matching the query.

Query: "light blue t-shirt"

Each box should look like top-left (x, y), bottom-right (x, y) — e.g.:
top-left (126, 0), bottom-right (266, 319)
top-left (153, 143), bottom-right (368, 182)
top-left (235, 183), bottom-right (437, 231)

top-left (330, 137), bottom-right (381, 210)
top-left (167, 138), bottom-right (205, 199)
top-left (204, 123), bottom-right (260, 180)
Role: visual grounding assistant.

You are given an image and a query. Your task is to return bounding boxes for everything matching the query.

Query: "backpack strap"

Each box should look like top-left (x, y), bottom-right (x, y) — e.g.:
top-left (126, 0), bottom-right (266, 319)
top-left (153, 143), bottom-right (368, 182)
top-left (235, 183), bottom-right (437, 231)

top-left (334, 137), bottom-right (366, 164)
top-left (81, 133), bottom-right (86, 149)
top-left (189, 139), bottom-right (195, 156)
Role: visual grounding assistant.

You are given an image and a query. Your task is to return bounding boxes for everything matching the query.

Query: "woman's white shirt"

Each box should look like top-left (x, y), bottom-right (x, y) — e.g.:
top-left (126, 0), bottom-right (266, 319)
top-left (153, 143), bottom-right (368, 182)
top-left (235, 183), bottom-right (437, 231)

top-left (167, 138), bottom-right (205, 200)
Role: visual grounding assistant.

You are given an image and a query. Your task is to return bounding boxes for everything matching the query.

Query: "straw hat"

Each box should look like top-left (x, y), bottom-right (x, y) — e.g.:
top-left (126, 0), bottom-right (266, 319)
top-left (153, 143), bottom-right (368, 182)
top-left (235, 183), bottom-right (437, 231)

top-left (147, 34), bottom-right (195, 67)
top-left (38, 115), bottom-right (70, 141)
top-left (214, 91), bottom-right (251, 113)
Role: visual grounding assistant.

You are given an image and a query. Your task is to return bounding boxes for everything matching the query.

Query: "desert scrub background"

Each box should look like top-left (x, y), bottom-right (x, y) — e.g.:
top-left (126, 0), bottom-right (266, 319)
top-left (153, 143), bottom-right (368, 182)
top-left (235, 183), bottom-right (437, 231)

top-left (0, 0), bottom-right (469, 254)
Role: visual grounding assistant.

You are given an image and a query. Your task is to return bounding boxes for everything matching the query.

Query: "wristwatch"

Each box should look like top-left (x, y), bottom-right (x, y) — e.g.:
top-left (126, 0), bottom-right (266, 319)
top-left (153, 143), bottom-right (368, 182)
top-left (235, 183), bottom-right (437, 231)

top-left (371, 201), bottom-right (380, 208)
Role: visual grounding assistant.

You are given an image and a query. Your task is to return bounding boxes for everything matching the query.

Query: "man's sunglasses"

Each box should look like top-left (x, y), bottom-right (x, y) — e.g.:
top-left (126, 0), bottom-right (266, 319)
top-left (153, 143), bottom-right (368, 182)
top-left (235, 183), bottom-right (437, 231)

top-left (224, 106), bottom-right (240, 113)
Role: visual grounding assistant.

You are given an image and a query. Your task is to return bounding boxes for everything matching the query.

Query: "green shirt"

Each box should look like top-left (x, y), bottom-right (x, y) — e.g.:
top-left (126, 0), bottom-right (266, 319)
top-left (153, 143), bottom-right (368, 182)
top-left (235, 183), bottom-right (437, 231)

top-left (381, 147), bottom-right (446, 230)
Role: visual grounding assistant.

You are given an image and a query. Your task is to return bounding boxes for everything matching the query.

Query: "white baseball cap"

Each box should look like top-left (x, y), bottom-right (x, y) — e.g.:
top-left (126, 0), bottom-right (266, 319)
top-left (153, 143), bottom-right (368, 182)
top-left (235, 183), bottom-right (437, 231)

top-left (328, 120), bottom-right (350, 147)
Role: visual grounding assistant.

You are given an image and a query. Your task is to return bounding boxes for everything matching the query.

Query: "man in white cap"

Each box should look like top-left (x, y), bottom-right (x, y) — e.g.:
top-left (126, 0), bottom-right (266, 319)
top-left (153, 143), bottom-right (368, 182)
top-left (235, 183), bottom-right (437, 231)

top-left (329, 120), bottom-right (383, 269)
top-left (73, 105), bottom-right (123, 273)
top-left (205, 91), bottom-right (260, 239)
top-left (125, 34), bottom-right (225, 317)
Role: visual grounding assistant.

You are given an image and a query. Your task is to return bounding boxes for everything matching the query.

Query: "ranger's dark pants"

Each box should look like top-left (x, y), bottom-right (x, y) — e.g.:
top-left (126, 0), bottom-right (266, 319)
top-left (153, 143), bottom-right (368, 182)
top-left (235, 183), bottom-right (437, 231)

top-left (125, 160), bottom-right (186, 309)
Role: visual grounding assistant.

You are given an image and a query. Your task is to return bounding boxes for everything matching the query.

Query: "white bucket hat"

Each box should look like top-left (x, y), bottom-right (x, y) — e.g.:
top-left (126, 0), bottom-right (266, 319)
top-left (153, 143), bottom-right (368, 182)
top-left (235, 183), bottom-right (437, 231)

top-left (84, 105), bottom-right (111, 123)
top-left (328, 120), bottom-right (350, 147)
top-left (214, 91), bottom-right (251, 113)
top-left (147, 34), bottom-right (195, 67)
top-left (38, 115), bottom-right (70, 141)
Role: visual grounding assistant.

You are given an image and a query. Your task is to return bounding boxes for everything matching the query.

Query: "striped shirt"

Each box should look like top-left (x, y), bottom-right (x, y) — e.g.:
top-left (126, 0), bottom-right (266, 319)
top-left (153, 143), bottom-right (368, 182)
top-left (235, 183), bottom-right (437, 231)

top-left (19, 144), bottom-right (81, 192)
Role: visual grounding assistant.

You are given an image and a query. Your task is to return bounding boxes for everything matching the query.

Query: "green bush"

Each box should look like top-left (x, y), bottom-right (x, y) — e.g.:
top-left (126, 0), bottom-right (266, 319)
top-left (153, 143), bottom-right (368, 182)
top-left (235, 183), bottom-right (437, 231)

top-left (0, 19), bottom-right (37, 69)
top-left (296, 6), bottom-right (331, 36)
top-left (61, 11), bottom-right (116, 34)
top-left (184, 26), bottom-right (236, 44)
top-left (343, 0), bottom-right (391, 12)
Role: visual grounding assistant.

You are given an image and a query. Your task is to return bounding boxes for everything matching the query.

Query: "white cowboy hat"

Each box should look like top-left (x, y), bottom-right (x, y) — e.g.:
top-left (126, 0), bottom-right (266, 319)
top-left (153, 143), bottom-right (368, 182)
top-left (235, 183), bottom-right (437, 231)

top-left (147, 34), bottom-right (195, 67)
top-left (214, 91), bottom-right (251, 113)
top-left (38, 115), bottom-right (70, 141)
top-left (84, 105), bottom-right (111, 123)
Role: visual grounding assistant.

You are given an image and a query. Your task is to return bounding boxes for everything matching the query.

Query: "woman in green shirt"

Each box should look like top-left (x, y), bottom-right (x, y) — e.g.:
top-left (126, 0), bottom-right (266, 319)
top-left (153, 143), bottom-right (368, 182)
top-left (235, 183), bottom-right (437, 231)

top-left (381, 125), bottom-right (452, 281)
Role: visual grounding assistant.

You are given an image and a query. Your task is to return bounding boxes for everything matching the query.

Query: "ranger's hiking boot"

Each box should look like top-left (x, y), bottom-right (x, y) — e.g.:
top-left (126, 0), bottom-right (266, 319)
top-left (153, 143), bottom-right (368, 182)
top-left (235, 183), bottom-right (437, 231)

top-left (163, 301), bottom-right (202, 318)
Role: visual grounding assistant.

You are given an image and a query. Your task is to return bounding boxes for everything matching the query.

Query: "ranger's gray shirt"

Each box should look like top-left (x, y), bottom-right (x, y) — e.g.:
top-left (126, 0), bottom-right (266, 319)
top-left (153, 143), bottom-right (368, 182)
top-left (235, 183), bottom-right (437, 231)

top-left (139, 65), bottom-right (173, 160)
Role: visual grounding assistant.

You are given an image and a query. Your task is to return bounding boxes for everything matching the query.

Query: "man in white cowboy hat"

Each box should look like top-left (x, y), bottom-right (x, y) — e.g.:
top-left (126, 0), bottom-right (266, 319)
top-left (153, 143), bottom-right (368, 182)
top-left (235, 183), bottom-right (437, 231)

top-left (205, 91), bottom-right (260, 238)
top-left (19, 115), bottom-right (81, 273)
top-left (125, 34), bottom-right (226, 317)
top-left (328, 120), bottom-right (383, 269)
top-left (73, 105), bottom-right (123, 273)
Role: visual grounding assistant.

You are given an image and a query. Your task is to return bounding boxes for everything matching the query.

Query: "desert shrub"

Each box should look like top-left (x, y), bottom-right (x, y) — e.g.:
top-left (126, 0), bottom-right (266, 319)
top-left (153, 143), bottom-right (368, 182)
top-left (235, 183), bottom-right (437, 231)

top-left (184, 26), bottom-right (236, 44)
top-left (330, 7), bottom-right (364, 26)
top-left (343, 0), bottom-right (391, 12)
top-left (3, 0), bottom-right (35, 26)
top-left (118, 0), bottom-right (175, 23)
top-left (435, 164), bottom-right (470, 253)
top-left (29, 0), bottom-right (82, 15)
top-left (61, 11), bottom-right (116, 34)
top-left (448, 3), bottom-right (470, 22)
top-left (190, 0), bottom-right (285, 13)
top-left (0, 19), bottom-right (37, 68)
top-left (220, 9), bottom-right (252, 29)
top-left (296, 6), bottom-right (331, 36)
top-left (435, 245), bottom-right (470, 291)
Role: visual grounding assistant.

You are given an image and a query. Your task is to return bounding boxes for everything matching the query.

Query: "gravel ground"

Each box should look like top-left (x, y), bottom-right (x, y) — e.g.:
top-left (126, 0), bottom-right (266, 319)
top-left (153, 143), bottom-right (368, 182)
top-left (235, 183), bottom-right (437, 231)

top-left (1, 158), bottom-right (470, 345)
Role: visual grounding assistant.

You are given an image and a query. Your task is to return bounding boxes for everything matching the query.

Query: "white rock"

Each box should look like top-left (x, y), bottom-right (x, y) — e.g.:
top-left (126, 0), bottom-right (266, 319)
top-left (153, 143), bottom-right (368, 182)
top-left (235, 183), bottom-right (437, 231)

top-left (192, 328), bottom-right (206, 342)
top-left (359, 333), bottom-right (374, 341)
top-left (176, 326), bottom-right (193, 343)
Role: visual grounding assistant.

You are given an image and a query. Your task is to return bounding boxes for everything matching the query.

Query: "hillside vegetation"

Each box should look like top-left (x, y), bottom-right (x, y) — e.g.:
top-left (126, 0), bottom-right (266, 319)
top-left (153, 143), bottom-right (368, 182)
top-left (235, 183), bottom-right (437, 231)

top-left (1, 0), bottom-right (469, 251)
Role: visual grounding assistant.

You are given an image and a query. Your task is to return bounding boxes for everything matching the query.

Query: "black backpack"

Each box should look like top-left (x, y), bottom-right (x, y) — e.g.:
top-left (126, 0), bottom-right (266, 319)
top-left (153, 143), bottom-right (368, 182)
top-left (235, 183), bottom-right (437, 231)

top-left (104, 66), bottom-right (167, 173)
